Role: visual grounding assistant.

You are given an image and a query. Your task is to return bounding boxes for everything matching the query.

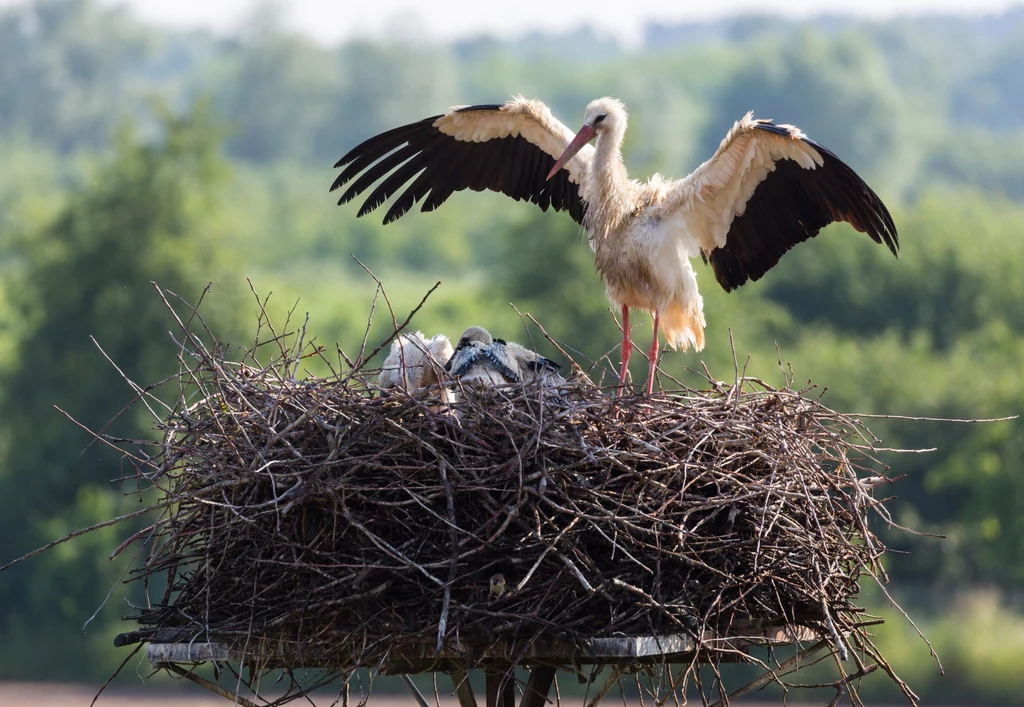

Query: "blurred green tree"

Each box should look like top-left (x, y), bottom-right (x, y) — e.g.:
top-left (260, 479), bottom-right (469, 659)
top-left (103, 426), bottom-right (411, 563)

top-left (0, 0), bottom-right (152, 150)
top-left (952, 27), bottom-right (1024, 131)
top-left (702, 29), bottom-right (913, 192)
top-left (0, 103), bottom-right (240, 679)
top-left (210, 3), bottom-right (342, 163)
top-left (319, 39), bottom-right (459, 160)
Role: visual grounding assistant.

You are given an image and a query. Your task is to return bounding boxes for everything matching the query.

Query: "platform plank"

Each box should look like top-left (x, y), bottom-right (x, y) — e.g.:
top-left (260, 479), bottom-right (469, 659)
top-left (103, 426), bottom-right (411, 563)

top-left (146, 624), bottom-right (817, 672)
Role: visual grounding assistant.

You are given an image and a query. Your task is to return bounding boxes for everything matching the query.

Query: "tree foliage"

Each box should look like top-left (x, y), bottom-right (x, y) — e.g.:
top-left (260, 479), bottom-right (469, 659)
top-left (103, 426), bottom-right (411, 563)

top-left (0, 0), bottom-right (151, 150)
top-left (0, 104), bottom-right (239, 678)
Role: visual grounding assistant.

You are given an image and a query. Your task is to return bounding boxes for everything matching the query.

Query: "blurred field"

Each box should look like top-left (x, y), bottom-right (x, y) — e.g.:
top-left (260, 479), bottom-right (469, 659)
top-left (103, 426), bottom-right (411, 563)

top-left (0, 681), bottom-right (271, 707)
top-left (1, 683), bottom-right (426, 707)
top-left (0, 684), bottom-right (499, 707)
top-left (11, 684), bottom-right (516, 707)
top-left (0, 684), bottom-right (804, 707)
top-left (1, 681), bottom-right (979, 707)
top-left (0, 681), bottom-right (225, 706)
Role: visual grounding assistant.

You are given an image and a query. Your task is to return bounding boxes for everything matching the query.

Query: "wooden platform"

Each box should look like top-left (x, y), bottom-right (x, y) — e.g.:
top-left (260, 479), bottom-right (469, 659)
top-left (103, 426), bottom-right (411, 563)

top-left (136, 625), bottom-right (819, 707)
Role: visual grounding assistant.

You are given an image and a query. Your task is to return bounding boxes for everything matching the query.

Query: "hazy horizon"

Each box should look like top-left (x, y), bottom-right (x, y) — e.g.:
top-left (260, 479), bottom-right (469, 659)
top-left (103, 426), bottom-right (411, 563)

top-left (1, 0), bottom-right (1022, 45)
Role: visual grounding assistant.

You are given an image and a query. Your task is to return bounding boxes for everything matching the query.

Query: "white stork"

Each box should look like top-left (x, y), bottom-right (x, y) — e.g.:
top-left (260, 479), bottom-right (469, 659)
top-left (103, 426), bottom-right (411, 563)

top-left (333, 97), bottom-right (898, 395)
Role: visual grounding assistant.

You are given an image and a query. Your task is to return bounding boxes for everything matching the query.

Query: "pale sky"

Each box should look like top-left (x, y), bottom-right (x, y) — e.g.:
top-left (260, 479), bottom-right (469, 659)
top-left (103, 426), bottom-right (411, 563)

top-left (5, 0), bottom-right (1023, 45)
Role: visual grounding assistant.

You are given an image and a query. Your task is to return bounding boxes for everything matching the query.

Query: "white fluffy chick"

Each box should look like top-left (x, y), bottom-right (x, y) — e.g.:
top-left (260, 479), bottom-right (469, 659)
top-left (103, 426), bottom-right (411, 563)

top-left (379, 332), bottom-right (454, 394)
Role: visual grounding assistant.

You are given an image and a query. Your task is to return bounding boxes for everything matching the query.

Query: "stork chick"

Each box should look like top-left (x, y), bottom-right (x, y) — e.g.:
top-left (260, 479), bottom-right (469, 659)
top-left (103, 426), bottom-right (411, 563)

top-left (379, 332), bottom-right (454, 395)
top-left (445, 326), bottom-right (520, 387)
top-left (446, 326), bottom-right (564, 391)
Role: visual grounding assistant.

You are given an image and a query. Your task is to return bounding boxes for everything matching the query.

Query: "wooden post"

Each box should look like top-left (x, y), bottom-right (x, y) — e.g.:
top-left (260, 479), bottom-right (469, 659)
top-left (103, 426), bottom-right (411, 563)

top-left (401, 675), bottom-right (433, 707)
top-left (503, 673), bottom-right (515, 707)
top-left (485, 668), bottom-right (499, 707)
top-left (450, 662), bottom-right (478, 707)
top-left (520, 666), bottom-right (556, 707)
top-left (485, 665), bottom-right (515, 707)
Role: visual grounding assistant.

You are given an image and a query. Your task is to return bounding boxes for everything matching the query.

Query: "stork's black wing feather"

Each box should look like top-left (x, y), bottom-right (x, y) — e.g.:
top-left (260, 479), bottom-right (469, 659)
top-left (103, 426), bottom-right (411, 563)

top-left (707, 124), bottom-right (898, 292)
top-left (332, 105), bottom-right (586, 225)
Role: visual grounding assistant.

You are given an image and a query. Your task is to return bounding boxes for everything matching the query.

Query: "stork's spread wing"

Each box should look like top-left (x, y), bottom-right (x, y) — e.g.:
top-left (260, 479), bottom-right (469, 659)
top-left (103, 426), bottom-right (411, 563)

top-left (667, 113), bottom-right (898, 292)
top-left (332, 98), bottom-right (591, 225)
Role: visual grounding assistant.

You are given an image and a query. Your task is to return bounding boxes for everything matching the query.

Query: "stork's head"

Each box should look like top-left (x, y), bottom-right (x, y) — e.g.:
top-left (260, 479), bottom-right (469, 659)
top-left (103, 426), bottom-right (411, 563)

top-left (547, 96), bottom-right (627, 180)
top-left (456, 326), bottom-right (493, 348)
top-left (445, 326), bottom-right (495, 373)
top-left (582, 97), bottom-right (627, 137)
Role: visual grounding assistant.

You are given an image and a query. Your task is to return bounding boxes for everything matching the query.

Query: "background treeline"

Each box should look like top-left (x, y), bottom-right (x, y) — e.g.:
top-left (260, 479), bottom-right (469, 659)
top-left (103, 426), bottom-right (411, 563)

top-left (1, 0), bottom-right (1022, 702)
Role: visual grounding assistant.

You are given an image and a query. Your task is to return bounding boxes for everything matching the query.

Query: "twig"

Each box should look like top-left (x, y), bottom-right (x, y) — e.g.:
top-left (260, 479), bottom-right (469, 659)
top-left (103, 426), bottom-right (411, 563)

top-left (705, 640), bottom-right (828, 707)
top-left (351, 279), bottom-right (441, 371)
top-left (1, 504), bottom-right (165, 572)
top-left (160, 662), bottom-right (262, 707)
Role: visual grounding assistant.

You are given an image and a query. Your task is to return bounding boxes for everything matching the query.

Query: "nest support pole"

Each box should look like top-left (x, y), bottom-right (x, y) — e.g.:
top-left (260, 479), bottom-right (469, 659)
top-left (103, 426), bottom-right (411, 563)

top-left (153, 657), bottom-right (580, 707)
top-left (485, 665), bottom-right (515, 707)
top-left (157, 662), bottom-right (594, 707)
top-left (480, 664), bottom-right (557, 707)
top-left (521, 666), bottom-right (557, 707)
top-left (450, 662), bottom-right (478, 707)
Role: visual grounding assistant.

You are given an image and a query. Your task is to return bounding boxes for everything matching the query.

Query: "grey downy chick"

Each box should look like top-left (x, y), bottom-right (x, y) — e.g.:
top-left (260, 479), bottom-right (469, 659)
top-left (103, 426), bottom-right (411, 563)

top-left (447, 326), bottom-right (566, 389)
top-left (445, 326), bottom-right (521, 387)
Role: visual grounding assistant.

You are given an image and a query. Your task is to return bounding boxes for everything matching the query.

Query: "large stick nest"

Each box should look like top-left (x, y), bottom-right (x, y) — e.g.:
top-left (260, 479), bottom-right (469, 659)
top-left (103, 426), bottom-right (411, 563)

top-left (122, 299), bottom-right (901, 688)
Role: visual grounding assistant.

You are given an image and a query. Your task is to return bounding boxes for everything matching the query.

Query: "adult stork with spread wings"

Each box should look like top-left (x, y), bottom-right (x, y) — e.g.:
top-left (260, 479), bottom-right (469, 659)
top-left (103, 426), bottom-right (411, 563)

top-left (331, 96), bottom-right (898, 395)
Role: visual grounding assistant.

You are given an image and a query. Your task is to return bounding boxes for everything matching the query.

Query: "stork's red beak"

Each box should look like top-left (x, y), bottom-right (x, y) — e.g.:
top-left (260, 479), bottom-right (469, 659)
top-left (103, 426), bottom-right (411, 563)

top-left (546, 123), bottom-right (598, 180)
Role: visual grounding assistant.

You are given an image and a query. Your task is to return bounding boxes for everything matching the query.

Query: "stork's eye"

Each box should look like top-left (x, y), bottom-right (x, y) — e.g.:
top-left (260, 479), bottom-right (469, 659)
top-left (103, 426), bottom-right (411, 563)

top-left (593, 114), bottom-right (607, 124)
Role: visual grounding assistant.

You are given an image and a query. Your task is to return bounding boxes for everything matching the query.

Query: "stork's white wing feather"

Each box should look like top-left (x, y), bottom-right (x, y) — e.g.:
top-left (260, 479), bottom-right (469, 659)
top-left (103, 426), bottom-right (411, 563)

top-left (661, 113), bottom-right (824, 254)
top-left (434, 97), bottom-right (594, 185)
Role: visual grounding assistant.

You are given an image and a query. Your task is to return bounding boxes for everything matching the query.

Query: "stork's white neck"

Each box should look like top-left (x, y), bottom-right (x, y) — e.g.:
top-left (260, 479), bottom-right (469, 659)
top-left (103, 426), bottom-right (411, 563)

top-left (584, 125), bottom-right (633, 239)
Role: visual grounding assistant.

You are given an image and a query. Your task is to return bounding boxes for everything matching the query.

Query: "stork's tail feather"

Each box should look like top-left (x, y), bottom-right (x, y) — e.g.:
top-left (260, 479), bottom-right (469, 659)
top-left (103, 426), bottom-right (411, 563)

top-left (660, 299), bottom-right (706, 352)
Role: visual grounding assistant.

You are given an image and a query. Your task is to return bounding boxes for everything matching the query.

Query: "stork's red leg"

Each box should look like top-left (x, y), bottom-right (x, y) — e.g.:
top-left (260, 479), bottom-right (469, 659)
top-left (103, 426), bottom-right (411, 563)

top-left (619, 305), bottom-right (631, 390)
top-left (646, 313), bottom-right (660, 395)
